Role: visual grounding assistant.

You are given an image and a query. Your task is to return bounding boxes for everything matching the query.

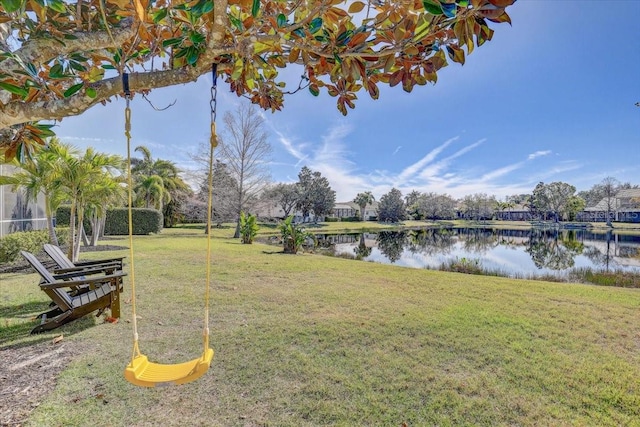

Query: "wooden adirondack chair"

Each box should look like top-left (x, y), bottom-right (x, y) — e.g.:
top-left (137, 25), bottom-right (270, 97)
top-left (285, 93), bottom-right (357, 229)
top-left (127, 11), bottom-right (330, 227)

top-left (21, 251), bottom-right (126, 334)
top-left (42, 243), bottom-right (124, 297)
top-left (43, 243), bottom-right (124, 274)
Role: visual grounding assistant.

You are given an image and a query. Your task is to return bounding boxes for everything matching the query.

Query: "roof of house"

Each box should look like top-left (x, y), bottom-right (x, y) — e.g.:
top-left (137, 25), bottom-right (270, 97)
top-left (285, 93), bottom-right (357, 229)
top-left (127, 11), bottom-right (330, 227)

top-left (336, 201), bottom-right (379, 210)
top-left (334, 203), bottom-right (356, 210)
top-left (616, 188), bottom-right (640, 198)
top-left (585, 189), bottom-right (640, 211)
top-left (585, 197), bottom-right (616, 211)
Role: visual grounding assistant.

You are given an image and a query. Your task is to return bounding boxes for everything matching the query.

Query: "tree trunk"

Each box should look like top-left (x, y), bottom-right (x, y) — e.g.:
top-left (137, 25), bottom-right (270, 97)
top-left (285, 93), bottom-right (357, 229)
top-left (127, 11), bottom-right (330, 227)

top-left (68, 199), bottom-right (77, 260)
top-left (233, 218), bottom-right (240, 239)
top-left (73, 205), bottom-right (87, 262)
top-left (44, 198), bottom-right (59, 246)
top-left (89, 212), bottom-right (100, 246)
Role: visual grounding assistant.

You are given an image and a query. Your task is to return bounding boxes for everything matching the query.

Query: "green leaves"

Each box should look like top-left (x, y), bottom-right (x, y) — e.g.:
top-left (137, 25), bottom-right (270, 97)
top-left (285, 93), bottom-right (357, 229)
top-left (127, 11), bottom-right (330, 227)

top-left (63, 83), bottom-right (83, 98)
top-left (423, 0), bottom-right (458, 17)
top-left (1, 0), bottom-right (23, 13)
top-left (152, 8), bottom-right (168, 23)
top-left (162, 37), bottom-right (183, 48)
top-left (47, 0), bottom-right (67, 13)
top-left (309, 17), bottom-right (323, 34)
top-left (49, 63), bottom-right (66, 78)
top-left (0, 81), bottom-right (28, 98)
top-left (251, 0), bottom-right (260, 17)
top-left (422, 0), bottom-right (443, 15)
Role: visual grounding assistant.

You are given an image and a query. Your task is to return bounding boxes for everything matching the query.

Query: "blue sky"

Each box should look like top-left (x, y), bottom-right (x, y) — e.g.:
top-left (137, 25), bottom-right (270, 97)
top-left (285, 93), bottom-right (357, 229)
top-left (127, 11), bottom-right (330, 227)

top-left (56, 1), bottom-right (640, 202)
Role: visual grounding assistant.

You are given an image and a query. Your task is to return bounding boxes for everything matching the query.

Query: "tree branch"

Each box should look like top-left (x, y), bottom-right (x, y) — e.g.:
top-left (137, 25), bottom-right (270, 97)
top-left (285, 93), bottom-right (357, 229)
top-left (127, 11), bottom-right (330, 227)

top-left (0, 19), bottom-right (136, 75)
top-left (0, 61), bottom-right (232, 128)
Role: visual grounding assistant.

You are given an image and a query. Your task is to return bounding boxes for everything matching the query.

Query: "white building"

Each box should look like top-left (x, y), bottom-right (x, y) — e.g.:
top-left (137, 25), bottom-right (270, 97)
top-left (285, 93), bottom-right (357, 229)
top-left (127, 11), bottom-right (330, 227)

top-left (0, 164), bottom-right (48, 238)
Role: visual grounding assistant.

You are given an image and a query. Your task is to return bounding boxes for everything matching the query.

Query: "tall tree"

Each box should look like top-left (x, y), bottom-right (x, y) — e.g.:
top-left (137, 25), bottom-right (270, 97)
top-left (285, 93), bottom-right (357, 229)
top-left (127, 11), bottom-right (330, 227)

top-left (460, 193), bottom-right (496, 221)
top-left (0, 1), bottom-right (516, 158)
top-left (600, 176), bottom-right (620, 226)
top-left (404, 190), bottom-right (422, 216)
top-left (131, 145), bottom-right (192, 225)
top-left (263, 183), bottom-right (299, 218)
top-left (218, 104), bottom-right (272, 237)
top-left (197, 161), bottom-right (239, 226)
top-left (531, 181), bottom-right (577, 223)
top-left (295, 166), bottom-right (335, 222)
top-left (414, 192), bottom-right (457, 220)
top-left (353, 191), bottom-right (375, 221)
top-left (378, 188), bottom-right (405, 223)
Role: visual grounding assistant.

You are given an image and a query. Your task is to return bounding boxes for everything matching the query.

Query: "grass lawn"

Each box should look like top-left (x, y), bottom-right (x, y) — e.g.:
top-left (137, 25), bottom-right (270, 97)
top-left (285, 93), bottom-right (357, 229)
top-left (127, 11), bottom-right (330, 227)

top-left (2, 226), bottom-right (640, 426)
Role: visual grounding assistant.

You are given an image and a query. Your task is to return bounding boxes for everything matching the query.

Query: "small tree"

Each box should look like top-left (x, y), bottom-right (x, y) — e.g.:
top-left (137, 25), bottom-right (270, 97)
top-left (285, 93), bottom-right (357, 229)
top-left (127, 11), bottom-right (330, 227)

top-left (353, 191), bottom-right (375, 221)
top-left (378, 188), bottom-right (405, 223)
top-left (295, 166), bottom-right (335, 222)
top-left (263, 183), bottom-right (299, 218)
top-left (239, 212), bottom-right (259, 244)
top-left (279, 215), bottom-right (312, 254)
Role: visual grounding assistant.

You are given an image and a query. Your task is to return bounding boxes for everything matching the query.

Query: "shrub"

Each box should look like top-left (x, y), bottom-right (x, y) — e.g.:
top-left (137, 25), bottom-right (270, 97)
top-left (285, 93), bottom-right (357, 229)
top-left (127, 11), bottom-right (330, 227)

top-left (279, 216), bottom-right (313, 254)
top-left (341, 216), bottom-right (361, 222)
top-left (239, 212), bottom-right (259, 244)
top-left (325, 217), bottom-right (339, 222)
top-left (0, 228), bottom-right (69, 263)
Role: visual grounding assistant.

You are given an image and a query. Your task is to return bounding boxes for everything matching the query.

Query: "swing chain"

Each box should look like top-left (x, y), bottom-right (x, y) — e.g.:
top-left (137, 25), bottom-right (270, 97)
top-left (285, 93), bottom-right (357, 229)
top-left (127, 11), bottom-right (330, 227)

top-left (209, 64), bottom-right (218, 148)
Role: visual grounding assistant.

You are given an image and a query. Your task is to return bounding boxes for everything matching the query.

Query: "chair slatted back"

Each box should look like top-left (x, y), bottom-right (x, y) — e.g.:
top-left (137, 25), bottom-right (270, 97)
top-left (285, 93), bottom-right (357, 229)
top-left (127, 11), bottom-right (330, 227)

top-left (43, 244), bottom-right (75, 269)
top-left (20, 251), bottom-right (73, 311)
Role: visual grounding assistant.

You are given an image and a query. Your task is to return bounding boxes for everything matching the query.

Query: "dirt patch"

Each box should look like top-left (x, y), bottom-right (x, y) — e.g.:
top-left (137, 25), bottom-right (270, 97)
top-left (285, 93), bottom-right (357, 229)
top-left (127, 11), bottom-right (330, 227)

top-left (0, 339), bottom-right (85, 426)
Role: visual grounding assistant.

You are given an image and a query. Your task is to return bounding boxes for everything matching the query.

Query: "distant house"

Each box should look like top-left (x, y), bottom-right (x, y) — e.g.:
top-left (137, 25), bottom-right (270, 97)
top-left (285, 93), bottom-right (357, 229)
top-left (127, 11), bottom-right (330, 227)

top-left (0, 164), bottom-right (48, 238)
top-left (332, 201), bottom-right (378, 221)
top-left (333, 202), bottom-right (357, 219)
top-left (577, 188), bottom-right (640, 223)
top-left (494, 204), bottom-right (533, 221)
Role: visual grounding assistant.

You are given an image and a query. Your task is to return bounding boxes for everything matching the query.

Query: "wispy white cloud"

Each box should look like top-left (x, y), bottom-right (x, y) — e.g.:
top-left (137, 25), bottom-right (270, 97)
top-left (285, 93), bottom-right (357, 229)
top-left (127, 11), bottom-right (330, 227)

top-left (528, 150), bottom-right (552, 160)
top-left (272, 128), bottom-right (308, 165)
top-left (396, 136), bottom-right (458, 184)
top-left (392, 146), bottom-right (402, 155)
top-left (417, 139), bottom-right (485, 181)
top-left (479, 162), bottom-right (525, 182)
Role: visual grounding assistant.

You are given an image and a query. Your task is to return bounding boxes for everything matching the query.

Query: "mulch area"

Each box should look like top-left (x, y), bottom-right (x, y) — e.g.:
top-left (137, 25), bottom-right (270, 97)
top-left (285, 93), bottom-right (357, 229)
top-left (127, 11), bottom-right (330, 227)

top-left (0, 340), bottom-right (86, 427)
top-left (0, 245), bottom-right (124, 426)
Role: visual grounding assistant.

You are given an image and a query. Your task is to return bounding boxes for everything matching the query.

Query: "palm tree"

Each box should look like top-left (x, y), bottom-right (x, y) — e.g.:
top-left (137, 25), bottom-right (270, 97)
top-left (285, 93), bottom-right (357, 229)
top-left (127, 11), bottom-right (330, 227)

top-left (353, 191), bottom-right (375, 221)
top-left (131, 146), bottom-right (191, 224)
top-left (84, 173), bottom-right (126, 245)
top-left (57, 147), bottom-right (123, 261)
top-left (134, 175), bottom-right (168, 209)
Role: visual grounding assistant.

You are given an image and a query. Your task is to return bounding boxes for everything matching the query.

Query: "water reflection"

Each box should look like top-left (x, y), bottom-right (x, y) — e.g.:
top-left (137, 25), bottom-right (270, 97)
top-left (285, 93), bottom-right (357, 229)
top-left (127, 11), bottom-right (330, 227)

top-left (322, 228), bottom-right (640, 278)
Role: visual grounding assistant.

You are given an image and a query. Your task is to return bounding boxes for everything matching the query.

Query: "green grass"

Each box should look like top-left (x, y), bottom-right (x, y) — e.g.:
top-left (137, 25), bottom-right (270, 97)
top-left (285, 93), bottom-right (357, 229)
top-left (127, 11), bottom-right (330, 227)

top-left (2, 227), bottom-right (640, 426)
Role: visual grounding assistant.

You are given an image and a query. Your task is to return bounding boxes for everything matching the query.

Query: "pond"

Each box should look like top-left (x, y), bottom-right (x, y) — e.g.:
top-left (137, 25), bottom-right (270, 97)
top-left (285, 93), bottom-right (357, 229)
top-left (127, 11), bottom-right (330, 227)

top-left (316, 228), bottom-right (640, 279)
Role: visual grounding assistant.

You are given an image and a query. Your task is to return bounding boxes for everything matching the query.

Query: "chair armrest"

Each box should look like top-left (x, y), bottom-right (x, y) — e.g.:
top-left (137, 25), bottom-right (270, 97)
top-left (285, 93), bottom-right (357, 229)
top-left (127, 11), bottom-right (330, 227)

top-left (53, 267), bottom-right (124, 280)
top-left (74, 257), bottom-right (125, 267)
top-left (53, 262), bottom-right (122, 275)
top-left (40, 272), bottom-right (127, 289)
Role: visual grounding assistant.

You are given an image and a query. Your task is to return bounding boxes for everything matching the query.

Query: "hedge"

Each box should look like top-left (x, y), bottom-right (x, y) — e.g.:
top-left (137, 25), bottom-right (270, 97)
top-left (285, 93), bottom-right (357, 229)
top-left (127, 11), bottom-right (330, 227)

top-left (56, 206), bottom-right (163, 235)
top-left (0, 227), bottom-right (70, 263)
top-left (104, 208), bottom-right (163, 235)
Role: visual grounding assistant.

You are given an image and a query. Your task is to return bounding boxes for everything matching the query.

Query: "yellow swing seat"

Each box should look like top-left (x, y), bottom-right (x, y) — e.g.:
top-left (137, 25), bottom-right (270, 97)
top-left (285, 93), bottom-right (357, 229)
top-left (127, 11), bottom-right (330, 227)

top-left (124, 348), bottom-right (214, 387)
